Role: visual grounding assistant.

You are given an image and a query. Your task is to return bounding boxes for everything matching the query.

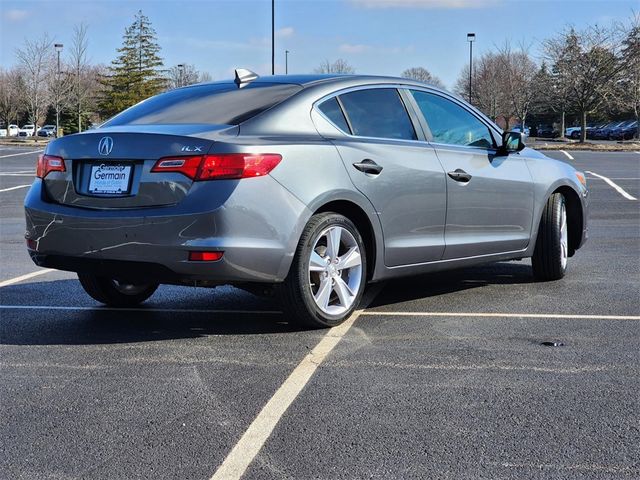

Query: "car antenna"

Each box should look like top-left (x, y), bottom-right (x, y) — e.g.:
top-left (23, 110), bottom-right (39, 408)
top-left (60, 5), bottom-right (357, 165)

top-left (234, 68), bottom-right (259, 88)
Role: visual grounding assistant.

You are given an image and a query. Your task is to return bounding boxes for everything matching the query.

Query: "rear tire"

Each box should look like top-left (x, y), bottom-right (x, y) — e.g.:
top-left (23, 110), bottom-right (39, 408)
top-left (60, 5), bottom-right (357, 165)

top-left (531, 193), bottom-right (568, 281)
top-left (281, 213), bottom-right (366, 329)
top-left (78, 273), bottom-right (158, 307)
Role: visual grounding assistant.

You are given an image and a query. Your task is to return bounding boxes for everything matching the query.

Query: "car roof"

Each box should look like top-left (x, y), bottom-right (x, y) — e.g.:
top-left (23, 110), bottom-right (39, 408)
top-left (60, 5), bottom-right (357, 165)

top-left (192, 73), bottom-right (452, 96)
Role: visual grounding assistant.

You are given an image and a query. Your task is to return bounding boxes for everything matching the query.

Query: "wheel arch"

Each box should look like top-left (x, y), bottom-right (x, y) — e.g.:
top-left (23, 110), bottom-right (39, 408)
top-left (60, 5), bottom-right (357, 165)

top-left (553, 185), bottom-right (583, 256)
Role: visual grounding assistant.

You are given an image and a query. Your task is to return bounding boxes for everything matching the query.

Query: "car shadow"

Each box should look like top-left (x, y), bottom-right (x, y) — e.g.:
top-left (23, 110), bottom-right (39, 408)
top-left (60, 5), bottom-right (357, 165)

top-left (0, 261), bottom-right (534, 345)
top-left (368, 261), bottom-right (535, 308)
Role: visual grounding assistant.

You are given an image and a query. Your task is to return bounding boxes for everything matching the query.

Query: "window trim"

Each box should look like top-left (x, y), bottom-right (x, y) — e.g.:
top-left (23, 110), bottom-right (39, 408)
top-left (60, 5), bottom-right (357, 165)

top-left (313, 84), bottom-right (426, 144)
top-left (405, 87), bottom-right (502, 152)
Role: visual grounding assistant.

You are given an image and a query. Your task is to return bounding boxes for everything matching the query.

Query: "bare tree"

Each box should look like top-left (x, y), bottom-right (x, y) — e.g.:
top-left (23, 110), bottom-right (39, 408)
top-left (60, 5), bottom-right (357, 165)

top-left (0, 67), bottom-right (24, 128)
top-left (496, 42), bottom-right (538, 130)
top-left (166, 64), bottom-right (201, 89)
top-left (314, 59), bottom-right (355, 74)
top-left (454, 53), bottom-right (508, 124)
top-left (546, 26), bottom-right (623, 142)
top-left (15, 34), bottom-right (53, 127)
top-left (69, 23), bottom-right (93, 132)
top-left (401, 67), bottom-right (444, 88)
top-left (618, 12), bottom-right (640, 139)
top-left (199, 71), bottom-right (213, 83)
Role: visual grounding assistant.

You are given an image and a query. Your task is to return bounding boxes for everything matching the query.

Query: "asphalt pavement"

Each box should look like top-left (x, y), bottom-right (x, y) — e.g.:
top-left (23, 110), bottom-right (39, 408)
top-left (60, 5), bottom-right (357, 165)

top-left (1, 146), bottom-right (638, 479)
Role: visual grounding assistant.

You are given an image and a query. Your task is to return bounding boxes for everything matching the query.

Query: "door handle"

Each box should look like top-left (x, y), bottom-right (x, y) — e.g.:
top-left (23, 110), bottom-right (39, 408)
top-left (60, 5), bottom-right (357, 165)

top-left (447, 169), bottom-right (472, 183)
top-left (353, 159), bottom-right (383, 175)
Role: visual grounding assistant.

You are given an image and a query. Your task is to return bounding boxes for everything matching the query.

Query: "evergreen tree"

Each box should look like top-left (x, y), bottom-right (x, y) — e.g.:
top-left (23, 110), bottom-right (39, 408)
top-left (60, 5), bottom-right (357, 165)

top-left (100, 10), bottom-right (165, 117)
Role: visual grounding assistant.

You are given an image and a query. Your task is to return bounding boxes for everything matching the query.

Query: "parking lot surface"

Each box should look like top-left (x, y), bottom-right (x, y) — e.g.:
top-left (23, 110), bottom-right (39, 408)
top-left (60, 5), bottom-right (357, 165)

top-left (1, 147), bottom-right (639, 479)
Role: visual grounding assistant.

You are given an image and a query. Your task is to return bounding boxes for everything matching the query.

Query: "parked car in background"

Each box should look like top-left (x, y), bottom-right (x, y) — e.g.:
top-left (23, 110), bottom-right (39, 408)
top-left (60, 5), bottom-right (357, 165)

top-left (512, 124), bottom-right (530, 137)
top-left (0, 126), bottom-right (7, 137)
top-left (536, 125), bottom-right (559, 138)
top-left (609, 120), bottom-right (638, 140)
top-left (7, 124), bottom-right (19, 136)
top-left (591, 121), bottom-right (625, 140)
top-left (37, 125), bottom-right (57, 138)
top-left (565, 126), bottom-right (582, 139)
top-left (19, 125), bottom-right (36, 137)
top-left (24, 72), bottom-right (589, 328)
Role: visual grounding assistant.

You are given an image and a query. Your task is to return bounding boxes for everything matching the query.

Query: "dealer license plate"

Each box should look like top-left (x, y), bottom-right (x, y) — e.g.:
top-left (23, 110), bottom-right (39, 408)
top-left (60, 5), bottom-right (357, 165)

top-left (88, 164), bottom-right (132, 194)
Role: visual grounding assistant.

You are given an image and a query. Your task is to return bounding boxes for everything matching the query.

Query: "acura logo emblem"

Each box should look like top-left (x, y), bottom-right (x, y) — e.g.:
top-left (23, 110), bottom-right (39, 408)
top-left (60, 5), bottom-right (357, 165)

top-left (98, 137), bottom-right (114, 156)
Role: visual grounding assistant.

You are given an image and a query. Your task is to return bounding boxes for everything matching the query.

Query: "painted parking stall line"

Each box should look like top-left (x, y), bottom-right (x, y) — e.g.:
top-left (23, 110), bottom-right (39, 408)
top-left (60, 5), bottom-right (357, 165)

top-left (0, 149), bottom-right (43, 159)
top-left (0, 185), bottom-right (31, 193)
top-left (559, 150), bottom-right (574, 160)
top-left (586, 170), bottom-right (637, 200)
top-left (360, 311), bottom-right (640, 321)
top-left (210, 285), bottom-right (383, 480)
top-left (0, 305), bottom-right (282, 315)
top-left (0, 269), bottom-right (55, 288)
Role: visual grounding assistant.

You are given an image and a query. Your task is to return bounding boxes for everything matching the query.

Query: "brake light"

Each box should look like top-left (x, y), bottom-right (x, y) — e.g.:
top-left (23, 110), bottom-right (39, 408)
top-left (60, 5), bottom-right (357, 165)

top-left (188, 251), bottom-right (224, 261)
top-left (36, 154), bottom-right (65, 178)
top-left (151, 154), bottom-right (282, 181)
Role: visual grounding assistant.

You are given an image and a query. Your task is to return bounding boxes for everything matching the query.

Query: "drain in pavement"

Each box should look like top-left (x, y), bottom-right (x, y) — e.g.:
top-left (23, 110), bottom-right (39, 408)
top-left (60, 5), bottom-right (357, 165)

top-left (541, 341), bottom-right (565, 347)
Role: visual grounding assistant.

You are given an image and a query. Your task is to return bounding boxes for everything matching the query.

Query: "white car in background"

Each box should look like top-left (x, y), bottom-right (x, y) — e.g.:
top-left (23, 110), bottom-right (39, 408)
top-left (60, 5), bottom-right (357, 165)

top-left (7, 124), bottom-right (19, 136)
top-left (19, 124), bottom-right (36, 137)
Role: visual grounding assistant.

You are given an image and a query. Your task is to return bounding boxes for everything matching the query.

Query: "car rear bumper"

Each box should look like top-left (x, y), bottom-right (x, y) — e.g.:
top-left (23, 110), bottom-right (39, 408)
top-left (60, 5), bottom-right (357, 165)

top-left (24, 177), bottom-right (309, 284)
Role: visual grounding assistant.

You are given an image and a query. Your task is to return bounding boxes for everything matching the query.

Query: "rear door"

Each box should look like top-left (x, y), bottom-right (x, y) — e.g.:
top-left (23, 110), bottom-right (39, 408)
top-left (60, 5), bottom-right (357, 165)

top-left (319, 88), bottom-right (447, 266)
top-left (408, 89), bottom-right (534, 259)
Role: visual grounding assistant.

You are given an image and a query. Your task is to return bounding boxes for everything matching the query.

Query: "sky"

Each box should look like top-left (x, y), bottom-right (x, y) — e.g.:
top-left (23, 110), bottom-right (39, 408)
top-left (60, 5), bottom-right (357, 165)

top-left (0, 0), bottom-right (636, 90)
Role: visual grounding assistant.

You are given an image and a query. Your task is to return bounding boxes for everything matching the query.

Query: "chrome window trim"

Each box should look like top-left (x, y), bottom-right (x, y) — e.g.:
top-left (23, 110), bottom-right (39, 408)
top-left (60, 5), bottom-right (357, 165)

top-left (313, 83), bottom-right (503, 150)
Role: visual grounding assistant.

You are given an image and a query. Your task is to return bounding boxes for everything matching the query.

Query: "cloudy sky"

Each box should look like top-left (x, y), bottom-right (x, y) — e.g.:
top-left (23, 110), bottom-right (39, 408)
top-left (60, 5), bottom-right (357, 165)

top-left (0, 0), bottom-right (636, 89)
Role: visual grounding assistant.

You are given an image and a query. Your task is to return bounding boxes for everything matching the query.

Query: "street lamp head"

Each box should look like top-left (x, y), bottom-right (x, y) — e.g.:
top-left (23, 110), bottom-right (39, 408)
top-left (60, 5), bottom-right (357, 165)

top-left (54, 43), bottom-right (63, 51)
top-left (177, 64), bottom-right (184, 69)
top-left (467, 33), bottom-right (476, 42)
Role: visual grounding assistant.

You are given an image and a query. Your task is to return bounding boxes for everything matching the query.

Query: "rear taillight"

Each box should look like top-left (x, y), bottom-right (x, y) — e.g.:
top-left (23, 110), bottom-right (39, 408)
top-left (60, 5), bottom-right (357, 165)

top-left (36, 154), bottom-right (65, 178)
top-left (151, 154), bottom-right (282, 181)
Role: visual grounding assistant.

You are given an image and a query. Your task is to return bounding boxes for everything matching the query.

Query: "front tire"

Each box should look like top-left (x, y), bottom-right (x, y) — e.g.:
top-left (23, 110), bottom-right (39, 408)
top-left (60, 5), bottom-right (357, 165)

top-left (281, 213), bottom-right (366, 329)
top-left (78, 273), bottom-right (158, 307)
top-left (531, 193), bottom-right (568, 281)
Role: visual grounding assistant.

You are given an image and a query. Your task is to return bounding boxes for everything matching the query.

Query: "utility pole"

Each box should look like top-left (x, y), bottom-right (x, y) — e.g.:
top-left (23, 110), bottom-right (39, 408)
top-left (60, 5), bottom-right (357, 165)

top-left (271, 0), bottom-right (275, 75)
top-left (285, 50), bottom-right (289, 74)
top-left (55, 43), bottom-right (63, 136)
top-left (467, 33), bottom-right (475, 104)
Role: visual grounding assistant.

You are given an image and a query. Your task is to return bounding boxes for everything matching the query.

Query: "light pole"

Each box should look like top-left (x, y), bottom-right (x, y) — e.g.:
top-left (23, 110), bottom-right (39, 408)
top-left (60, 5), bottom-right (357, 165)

top-left (285, 50), bottom-right (289, 74)
top-left (54, 43), bottom-right (63, 135)
top-left (466, 33), bottom-right (475, 104)
top-left (271, 0), bottom-right (275, 75)
top-left (177, 64), bottom-right (184, 87)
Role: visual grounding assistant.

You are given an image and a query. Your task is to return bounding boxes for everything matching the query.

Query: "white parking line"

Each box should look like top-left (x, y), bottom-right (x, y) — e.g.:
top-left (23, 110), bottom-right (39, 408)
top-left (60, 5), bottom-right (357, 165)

top-left (0, 149), bottom-right (43, 158)
top-left (0, 269), bottom-right (54, 288)
top-left (0, 305), bottom-right (282, 315)
top-left (0, 185), bottom-right (30, 193)
top-left (210, 285), bottom-right (383, 480)
top-left (560, 150), bottom-right (574, 160)
top-left (0, 173), bottom-right (34, 176)
top-left (586, 170), bottom-right (637, 200)
top-left (360, 311), bottom-right (640, 320)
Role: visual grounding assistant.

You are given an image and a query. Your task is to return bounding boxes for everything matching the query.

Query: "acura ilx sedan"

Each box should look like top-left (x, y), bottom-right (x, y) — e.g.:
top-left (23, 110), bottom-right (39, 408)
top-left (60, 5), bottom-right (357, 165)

top-left (24, 70), bottom-right (588, 328)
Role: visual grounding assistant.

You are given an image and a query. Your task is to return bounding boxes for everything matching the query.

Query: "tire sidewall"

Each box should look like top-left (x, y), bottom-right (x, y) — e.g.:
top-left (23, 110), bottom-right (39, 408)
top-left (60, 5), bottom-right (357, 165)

top-left (296, 214), bottom-right (367, 327)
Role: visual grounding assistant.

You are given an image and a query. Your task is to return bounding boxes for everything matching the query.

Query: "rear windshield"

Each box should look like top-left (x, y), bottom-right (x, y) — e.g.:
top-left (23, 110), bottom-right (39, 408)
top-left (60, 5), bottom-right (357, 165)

top-left (103, 83), bottom-right (303, 126)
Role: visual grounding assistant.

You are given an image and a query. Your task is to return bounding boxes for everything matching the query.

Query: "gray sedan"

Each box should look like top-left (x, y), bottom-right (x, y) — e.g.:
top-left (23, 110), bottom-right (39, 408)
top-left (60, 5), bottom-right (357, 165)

top-left (24, 71), bottom-right (588, 328)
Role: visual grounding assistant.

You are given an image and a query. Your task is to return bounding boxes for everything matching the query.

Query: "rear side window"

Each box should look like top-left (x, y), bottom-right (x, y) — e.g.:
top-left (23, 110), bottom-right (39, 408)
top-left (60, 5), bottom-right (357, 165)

top-left (338, 89), bottom-right (417, 140)
top-left (410, 90), bottom-right (494, 149)
top-left (103, 83), bottom-right (303, 126)
top-left (318, 97), bottom-right (351, 133)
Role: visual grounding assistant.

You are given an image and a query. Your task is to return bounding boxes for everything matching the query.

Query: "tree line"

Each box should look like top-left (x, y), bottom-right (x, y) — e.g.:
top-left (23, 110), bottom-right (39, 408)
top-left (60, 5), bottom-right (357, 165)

top-left (1, 10), bottom-right (637, 142)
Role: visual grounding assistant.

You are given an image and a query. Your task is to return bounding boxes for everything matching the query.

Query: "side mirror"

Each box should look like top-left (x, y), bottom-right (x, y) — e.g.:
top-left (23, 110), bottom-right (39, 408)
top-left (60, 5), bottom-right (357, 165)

top-left (498, 131), bottom-right (526, 155)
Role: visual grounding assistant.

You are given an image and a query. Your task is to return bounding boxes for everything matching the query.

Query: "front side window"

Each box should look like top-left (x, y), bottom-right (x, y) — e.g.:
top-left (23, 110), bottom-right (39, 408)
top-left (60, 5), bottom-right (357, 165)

top-left (338, 89), bottom-right (416, 140)
top-left (410, 90), bottom-right (494, 149)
